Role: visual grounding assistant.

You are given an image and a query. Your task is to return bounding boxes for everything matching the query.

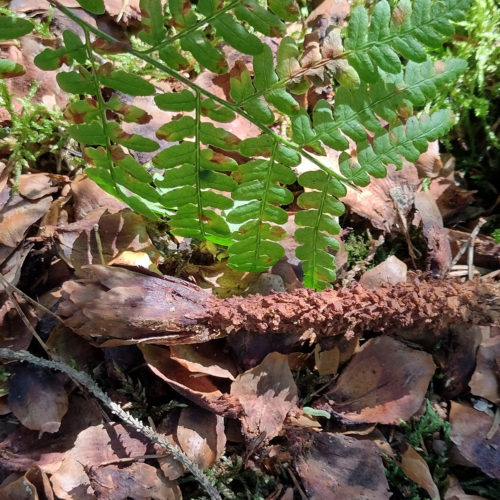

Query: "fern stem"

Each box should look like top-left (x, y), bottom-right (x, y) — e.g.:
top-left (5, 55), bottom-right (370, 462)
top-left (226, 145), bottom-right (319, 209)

top-left (194, 90), bottom-right (206, 240)
top-left (48, 0), bottom-right (356, 191)
top-left (138, 0), bottom-right (242, 55)
top-left (83, 27), bottom-right (117, 185)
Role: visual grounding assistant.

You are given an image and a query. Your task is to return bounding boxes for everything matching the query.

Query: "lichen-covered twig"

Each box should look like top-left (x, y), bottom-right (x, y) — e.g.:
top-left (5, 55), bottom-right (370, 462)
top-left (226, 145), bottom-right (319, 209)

top-left (0, 348), bottom-right (221, 500)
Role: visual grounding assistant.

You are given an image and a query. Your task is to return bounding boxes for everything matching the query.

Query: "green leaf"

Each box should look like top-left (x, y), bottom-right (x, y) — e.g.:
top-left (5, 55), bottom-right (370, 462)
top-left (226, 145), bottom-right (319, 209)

top-left (75, 0), bottom-right (105, 15)
top-left (98, 64), bottom-right (156, 96)
top-left (156, 116), bottom-right (195, 141)
top-left (180, 32), bottom-right (228, 74)
top-left (57, 71), bottom-right (95, 94)
top-left (158, 45), bottom-right (189, 70)
top-left (108, 124), bottom-right (159, 152)
top-left (234, 1), bottom-right (286, 37)
top-left (201, 99), bottom-right (235, 123)
top-left (155, 90), bottom-right (196, 111)
top-left (0, 58), bottom-right (25, 78)
top-left (138, 0), bottom-right (166, 46)
top-left (0, 15), bottom-right (33, 40)
top-left (211, 13), bottom-right (263, 55)
top-left (268, 0), bottom-right (300, 22)
top-left (68, 122), bottom-right (107, 145)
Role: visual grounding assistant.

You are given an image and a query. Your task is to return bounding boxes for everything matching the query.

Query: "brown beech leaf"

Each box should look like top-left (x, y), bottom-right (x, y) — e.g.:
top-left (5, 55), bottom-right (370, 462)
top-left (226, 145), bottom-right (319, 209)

top-left (295, 431), bottom-right (390, 499)
top-left (87, 462), bottom-right (181, 500)
top-left (56, 208), bottom-right (162, 272)
top-left (0, 294), bottom-right (36, 350)
top-left (50, 424), bottom-right (153, 499)
top-left (469, 336), bottom-right (500, 403)
top-left (18, 173), bottom-right (65, 200)
top-left (0, 189), bottom-right (52, 264)
top-left (316, 336), bottom-right (435, 424)
top-left (141, 344), bottom-right (241, 416)
top-left (70, 175), bottom-right (127, 220)
top-left (0, 394), bottom-right (102, 475)
top-left (230, 352), bottom-right (298, 439)
top-left (170, 341), bottom-right (238, 380)
top-left (401, 445), bottom-right (440, 499)
top-left (444, 475), bottom-right (487, 500)
top-left (176, 406), bottom-right (226, 470)
top-left (8, 365), bottom-right (68, 434)
top-left (449, 402), bottom-right (500, 479)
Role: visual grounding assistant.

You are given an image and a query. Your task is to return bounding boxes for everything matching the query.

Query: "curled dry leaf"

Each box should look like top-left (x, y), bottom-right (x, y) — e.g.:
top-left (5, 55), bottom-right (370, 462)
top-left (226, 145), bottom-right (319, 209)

top-left (449, 402), bottom-right (500, 479)
top-left (8, 365), bottom-right (68, 434)
top-left (401, 445), bottom-right (440, 500)
top-left (87, 462), bottom-right (181, 500)
top-left (316, 336), bottom-right (435, 424)
top-left (56, 208), bottom-right (162, 272)
top-left (18, 173), bottom-right (65, 200)
top-left (141, 344), bottom-right (242, 416)
top-left (230, 352), bottom-right (298, 440)
top-left (50, 424), bottom-right (153, 500)
top-left (469, 336), bottom-right (500, 403)
top-left (295, 431), bottom-right (390, 499)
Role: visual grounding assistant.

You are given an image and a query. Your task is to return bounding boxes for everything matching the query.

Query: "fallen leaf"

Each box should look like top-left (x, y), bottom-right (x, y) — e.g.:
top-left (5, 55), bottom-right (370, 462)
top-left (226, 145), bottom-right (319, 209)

top-left (141, 344), bottom-right (241, 416)
top-left (444, 475), bottom-right (487, 500)
top-left (230, 352), bottom-right (298, 439)
top-left (0, 473), bottom-right (38, 499)
top-left (449, 402), bottom-right (500, 479)
top-left (414, 191), bottom-right (452, 276)
top-left (316, 336), bottom-right (435, 424)
top-left (314, 344), bottom-right (339, 376)
top-left (359, 255), bottom-right (407, 288)
top-left (8, 364), bottom-right (68, 434)
top-left (56, 208), bottom-right (162, 272)
top-left (87, 462), bottom-right (181, 500)
top-left (401, 444), bottom-right (440, 500)
top-left (50, 424), bottom-right (154, 499)
top-left (295, 431), bottom-right (390, 499)
top-left (0, 294), bottom-right (36, 350)
top-left (469, 336), bottom-right (500, 403)
top-left (18, 173), bottom-right (65, 200)
top-left (176, 406), bottom-right (226, 470)
top-left (170, 341), bottom-right (238, 380)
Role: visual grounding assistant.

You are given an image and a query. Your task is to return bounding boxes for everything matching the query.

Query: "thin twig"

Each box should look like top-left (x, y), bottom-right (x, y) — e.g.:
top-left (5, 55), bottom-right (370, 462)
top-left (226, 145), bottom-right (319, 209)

top-left (449, 218), bottom-right (486, 271)
top-left (467, 220), bottom-right (485, 280)
top-left (0, 348), bottom-right (221, 500)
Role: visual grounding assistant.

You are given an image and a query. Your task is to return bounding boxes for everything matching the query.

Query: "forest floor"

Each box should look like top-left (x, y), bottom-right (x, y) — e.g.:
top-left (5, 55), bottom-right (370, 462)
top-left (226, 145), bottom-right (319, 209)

top-left (0, 0), bottom-right (500, 499)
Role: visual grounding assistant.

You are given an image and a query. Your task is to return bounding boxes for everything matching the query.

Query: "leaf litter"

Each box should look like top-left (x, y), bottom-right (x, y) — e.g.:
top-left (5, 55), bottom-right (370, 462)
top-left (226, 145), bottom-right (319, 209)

top-left (0, 1), bottom-right (500, 499)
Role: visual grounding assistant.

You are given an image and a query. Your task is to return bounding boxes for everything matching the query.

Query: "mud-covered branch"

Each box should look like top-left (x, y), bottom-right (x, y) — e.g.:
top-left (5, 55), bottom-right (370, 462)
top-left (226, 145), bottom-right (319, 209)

top-left (58, 265), bottom-right (500, 345)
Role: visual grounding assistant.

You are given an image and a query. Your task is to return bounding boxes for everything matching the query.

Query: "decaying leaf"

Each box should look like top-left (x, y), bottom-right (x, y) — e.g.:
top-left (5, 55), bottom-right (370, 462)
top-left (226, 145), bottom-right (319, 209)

top-left (444, 475), bottom-right (487, 500)
top-left (449, 402), bottom-right (500, 479)
top-left (87, 462), bottom-right (181, 500)
top-left (401, 444), bottom-right (440, 499)
top-left (230, 352), bottom-right (298, 440)
top-left (141, 344), bottom-right (241, 416)
top-left (0, 294), bottom-right (36, 350)
top-left (316, 336), bottom-right (435, 424)
top-left (295, 431), bottom-right (390, 499)
top-left (469, 336), bottom-right (500, 403)
top-left (8, 364), bottom-right (68, 434)
top-left (50, 424), bottom-right (154, 499)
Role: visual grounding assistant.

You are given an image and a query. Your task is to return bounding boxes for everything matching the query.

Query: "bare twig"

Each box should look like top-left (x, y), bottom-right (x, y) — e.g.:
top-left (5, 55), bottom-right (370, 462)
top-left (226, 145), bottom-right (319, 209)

top-left (449, 218), bottom-right (487, 272)
top-left (0, 348), bottom-right (221, 500)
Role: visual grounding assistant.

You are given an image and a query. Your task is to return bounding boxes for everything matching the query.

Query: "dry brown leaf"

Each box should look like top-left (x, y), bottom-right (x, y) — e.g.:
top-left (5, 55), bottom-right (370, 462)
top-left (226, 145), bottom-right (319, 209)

top-left (230, 352), bottom-right (298, 440)
top-left (449, 402), bottom-right (500, 479)
top-left (50, 424), bottom-right (153, 499)
top-left (0, 294), bottom-right (36, 350)
top-left (70, 175), bottom-right (127, 220)
top-left (56, 208), bottom-right (162, 272)
top-left (314, 344), bottom-right (339, 376)
top-left (87, 462), bottom-right (181, 500)
top-left (295, 431), bottom-right (390, 499)
top-left (18, 173), bottom-right (65, 200)
top-left (469, 337), bottom-right (500, 403)
top-left (414, 191), bottom-right (452, 276)
top-left (0, 473), bottom-right (39, 499)
top-left (141, 344), bottom-right (241, 416)
top-left (176, 406), bottom-right (226, 470)
top-left (359, 255), bottom-right (407, 288)
top-left (316, 336), bottom-right (435, 424)
top-left (401, 445), bottom-right (440, 499)
top-left (444, 475), bottom-right (488, 500)
top-left (8, 365), bottom-right (68, 434)
top-left (170, 341), bottom-right (238, 380)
